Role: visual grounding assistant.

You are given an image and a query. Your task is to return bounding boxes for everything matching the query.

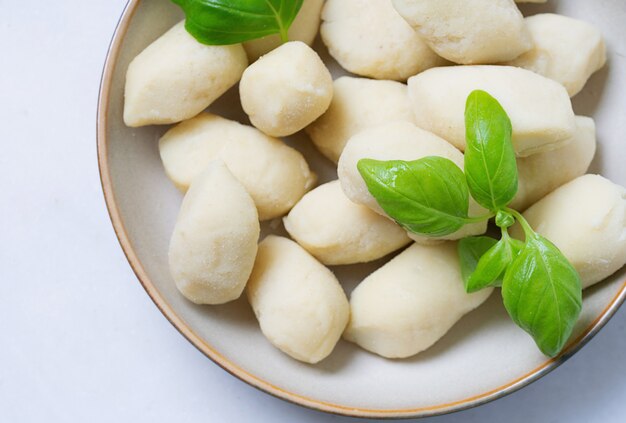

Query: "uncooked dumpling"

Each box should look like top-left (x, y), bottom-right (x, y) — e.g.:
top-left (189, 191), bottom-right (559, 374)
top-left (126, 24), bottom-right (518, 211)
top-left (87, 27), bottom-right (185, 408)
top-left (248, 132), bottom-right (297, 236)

top-left (305, 76), bottom-right (416, 163)
top-left (284, 180), bottom-right (411, 265)
top-left (513, 175), bottom-right (626, 289)
top-left (391, 0), bottom-right (532, 64)
top-left (169, 161), bottom-right (259, 305)
top-left (240, 41), bottom-right (333, 137)
top-left (124, 21), bottom-right (247, 127)
top-left (321, 0), bottom-right (445, 81)
top-left (505, 14), bottom-right (607, 97)
top-left (511, 116), bottom-right (596, 211)
top-left (247, 236), bottom-right (350, 364)
top-left (159, 113), bottom-right (316, 220)
top-left (345, 242), bottom-right (493, 358)
top-left (407, 65), bottom-right (576, 157)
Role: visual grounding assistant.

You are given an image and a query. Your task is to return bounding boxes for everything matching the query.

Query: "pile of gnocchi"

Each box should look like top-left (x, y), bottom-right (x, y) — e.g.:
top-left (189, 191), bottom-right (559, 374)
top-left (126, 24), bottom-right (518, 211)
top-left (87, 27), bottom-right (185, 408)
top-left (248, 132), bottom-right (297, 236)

top-left (123, 0), bottom-right (626, 364)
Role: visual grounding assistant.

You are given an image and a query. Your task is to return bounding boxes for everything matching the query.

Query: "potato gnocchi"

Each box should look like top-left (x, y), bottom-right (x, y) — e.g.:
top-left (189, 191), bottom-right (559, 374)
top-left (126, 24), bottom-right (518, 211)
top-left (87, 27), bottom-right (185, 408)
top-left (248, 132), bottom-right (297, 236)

top-left (284, 180), bottom-right (411, 265)
top-left (345, 242), bottom-right (494, 358)
top-left (408, 65), bottom-right (576, 157)
top-left (168, 161), bottom-right (259, 305)
top-left (321, 0), bottom-right (445, 81)
top-left (124, 21), bottom-right (247, 127)
top-left (305, 76), bottom-right (416, 163)
top-left (159, 113), bottom-right (316, 220)
top-left (247, 236), bottom-right (350, 364)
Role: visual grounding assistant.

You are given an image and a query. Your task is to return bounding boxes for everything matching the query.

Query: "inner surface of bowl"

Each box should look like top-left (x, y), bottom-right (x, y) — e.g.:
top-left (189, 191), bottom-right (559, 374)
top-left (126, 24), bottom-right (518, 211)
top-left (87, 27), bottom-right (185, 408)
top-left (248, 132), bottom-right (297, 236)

top-left (99, 0), bottom-right (626, 417)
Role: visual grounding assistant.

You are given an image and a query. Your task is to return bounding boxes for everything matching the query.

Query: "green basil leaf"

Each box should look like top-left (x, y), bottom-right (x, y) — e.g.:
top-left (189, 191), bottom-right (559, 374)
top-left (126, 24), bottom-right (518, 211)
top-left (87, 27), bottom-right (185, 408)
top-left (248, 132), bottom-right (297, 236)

top-left (458, 236), bottom-right (498, 285)
top-left (172, 0), bottom-right (305, 45)
top-left (466, 236), bottom-right (522, 292)
top-left (464, 90), bottom-right (518, 211)
top-left (358, 157), bottom-right (471, 237)
top-left (502, 235), bottom-right (582, 357)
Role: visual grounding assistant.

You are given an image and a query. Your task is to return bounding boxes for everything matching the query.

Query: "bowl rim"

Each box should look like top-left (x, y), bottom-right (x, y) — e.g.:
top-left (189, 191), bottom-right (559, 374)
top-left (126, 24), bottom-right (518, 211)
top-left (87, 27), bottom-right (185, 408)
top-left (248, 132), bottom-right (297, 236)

top-left (97, 0), bottom-right (626, 418)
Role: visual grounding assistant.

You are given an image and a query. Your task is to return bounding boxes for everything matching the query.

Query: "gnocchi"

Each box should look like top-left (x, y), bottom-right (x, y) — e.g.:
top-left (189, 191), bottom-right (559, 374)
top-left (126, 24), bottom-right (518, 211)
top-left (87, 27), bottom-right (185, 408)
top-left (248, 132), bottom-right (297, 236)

top-left (284, 180), bottom-right (411, 265)
top-left (247, 236), bottom-right (350, 364)
top-left (320, 0), bottom-right (445, 81)
top-left (305, 76), bottom-right (416, 163)
top-left (344, 242), bottom-right (494, 359)
top-left (511, 116), bottom-right (596, 211)
top-left (159, 113), bottom-right (316, 220)
top-left (505, 14), bottom-right (607, 97)
top-left (391, 0), bottom-right (532, 64)
top-left (124, 21), bottom-right (247, 127)
top-left (407, 65), bottom-right (576, 157)
top-left (168, 161), bottom-right (260, 305)
top-left (240, 41), bottom-right (333, 137)
top-left (512, 175), bottom-right (626, 289)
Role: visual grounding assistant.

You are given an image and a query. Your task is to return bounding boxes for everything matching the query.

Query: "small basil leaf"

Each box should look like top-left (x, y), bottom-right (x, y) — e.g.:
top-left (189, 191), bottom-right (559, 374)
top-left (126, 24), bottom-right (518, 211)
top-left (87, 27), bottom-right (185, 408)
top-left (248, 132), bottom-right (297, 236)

top-left (496, 210), bottom-right (515, 229)
top-left (464, 90), bottom-right (518, 211)
top-left (466, 236), bottom-right (521, 292)
top-left (172, 0), bottom-right (305, 45)
top-left (358, 157), bottom-right (470, 237)
top-left (458, 236), bottom-right (498, 285)
top-left (502, 235), bottom-right (582, 357)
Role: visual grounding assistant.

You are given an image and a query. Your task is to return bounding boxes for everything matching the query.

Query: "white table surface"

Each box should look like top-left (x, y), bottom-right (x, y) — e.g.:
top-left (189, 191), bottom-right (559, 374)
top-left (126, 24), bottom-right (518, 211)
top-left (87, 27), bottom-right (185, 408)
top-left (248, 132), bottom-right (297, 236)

top-left (1, 1), bottom-right (625, 422)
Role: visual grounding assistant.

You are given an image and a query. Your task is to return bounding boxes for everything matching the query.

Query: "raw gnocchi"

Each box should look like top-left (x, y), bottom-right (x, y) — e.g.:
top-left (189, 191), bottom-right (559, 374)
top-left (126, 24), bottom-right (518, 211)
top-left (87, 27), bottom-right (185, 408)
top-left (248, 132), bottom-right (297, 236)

top-left (337, 122), bottom-right (488, 243)
top-left (159, 113), bottom-right (316, 220)
top-left (240, 41), bottom-right (333, 137)
top-left (344, 242), bottom-right (494, 359)
top-left (123, 21), bottom-right (247, 127)
top-left (168, 161), bottom-right (260, 305)
top-left (283, 181), bottom-right (411, 265)
top-left (320, 0), bottom-right (445, 81)
top-left (247, 236), bottom-right (350, 364)
top-left (391, 0), bottom-right (532, 64)
top-left (407, 65), bottom-right (576, 157)
top-left (505, 14), bottom-right (607, 97)
top-left (512, 175), bottom-right (626, 289)
top-left (305, 76), bottom-right (416, 163)
top-left (511, 116), bottom-right (596, 211)
top-left (243, 0), bottom-right (324, 61)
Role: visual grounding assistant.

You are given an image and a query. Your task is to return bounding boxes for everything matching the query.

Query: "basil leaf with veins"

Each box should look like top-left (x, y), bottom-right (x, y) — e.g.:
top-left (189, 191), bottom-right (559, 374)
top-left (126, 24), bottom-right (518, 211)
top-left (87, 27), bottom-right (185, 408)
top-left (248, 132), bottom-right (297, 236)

top-left (172, 0), bottom-right (304, 45)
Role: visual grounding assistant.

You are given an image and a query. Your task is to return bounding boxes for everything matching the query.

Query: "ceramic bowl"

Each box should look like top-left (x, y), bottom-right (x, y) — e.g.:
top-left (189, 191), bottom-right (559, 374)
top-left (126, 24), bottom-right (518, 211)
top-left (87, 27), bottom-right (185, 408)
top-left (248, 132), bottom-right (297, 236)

top-left (97, 0), bottom-right (626, 418)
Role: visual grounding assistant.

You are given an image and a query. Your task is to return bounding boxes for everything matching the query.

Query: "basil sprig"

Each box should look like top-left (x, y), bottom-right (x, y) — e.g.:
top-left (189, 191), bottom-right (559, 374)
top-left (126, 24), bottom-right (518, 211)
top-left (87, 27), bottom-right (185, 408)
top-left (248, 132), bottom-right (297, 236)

top-left (171, 0), bottom-right (304, 45)
top-left (358, 90), bottom-right (583, 357)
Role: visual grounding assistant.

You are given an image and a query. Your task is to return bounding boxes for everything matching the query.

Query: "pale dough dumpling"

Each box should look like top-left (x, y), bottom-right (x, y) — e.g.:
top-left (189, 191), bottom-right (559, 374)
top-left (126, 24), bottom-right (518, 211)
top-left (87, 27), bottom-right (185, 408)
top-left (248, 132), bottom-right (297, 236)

top-left (243, 0), bottom-right (324, 61)
top-left (504, 14), bottom-right (607, 97)
top-left (511, 116), bottom-right (596, 211)
top-left (515, 0), bottom-right (546, 3)
top-left (284, 181), bottom-right (411, 265)
top-left (408, 65), bottom-right (576, 157)
top-left (320, 0), bottom-right (445, 81)
top-left (247, 236), bottom-right (350, 364)
top-left (240, 41), bottom-right (333, 137)
top-left (513, 175), bottom-right (626, 289)
top-left (305, 76), bottom-right (416, 163)
top-left (159, 113), bottom-right (316, 220)
top-left (345, 242), bottom-right (493, 358)
top-left (124, 21), bottom-right (247, 127)
top-left (391, 0), bottom-right (532, 64)
top-left (337, 122), bottom-right (488, 243)
top-left (169, 161), bottom-right (260, 305)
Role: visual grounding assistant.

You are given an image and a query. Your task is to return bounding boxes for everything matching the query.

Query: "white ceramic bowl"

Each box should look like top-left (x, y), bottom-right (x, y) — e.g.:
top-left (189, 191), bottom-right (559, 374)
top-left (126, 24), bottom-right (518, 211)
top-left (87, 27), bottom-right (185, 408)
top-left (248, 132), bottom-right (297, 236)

top-left (98, 0), bottom-right (626, 418)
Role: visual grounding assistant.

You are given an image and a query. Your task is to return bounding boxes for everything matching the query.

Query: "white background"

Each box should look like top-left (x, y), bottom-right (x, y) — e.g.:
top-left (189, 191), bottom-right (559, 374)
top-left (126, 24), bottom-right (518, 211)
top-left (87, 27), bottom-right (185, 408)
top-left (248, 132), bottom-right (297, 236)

top-left (1, 1), bottom-right (625, 422)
